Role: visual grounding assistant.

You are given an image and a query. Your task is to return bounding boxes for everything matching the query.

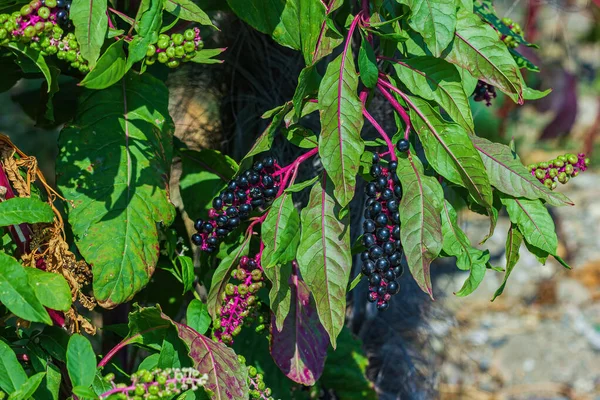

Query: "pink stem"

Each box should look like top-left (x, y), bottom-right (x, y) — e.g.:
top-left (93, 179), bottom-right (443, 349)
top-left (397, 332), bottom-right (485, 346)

top-left (363, 108), bottom-right (397, 161)
top-left (376, 79), bottom-right (411, 140)
top-left (97, 326), bottom-right (168, 368)
top-left (273, 148), bottom-right (318, 177)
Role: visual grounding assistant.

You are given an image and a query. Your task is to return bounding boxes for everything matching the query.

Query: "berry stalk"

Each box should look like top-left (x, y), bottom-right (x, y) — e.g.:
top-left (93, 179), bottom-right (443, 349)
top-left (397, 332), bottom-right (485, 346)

top-left (376, 78), bottom-right (411, 142)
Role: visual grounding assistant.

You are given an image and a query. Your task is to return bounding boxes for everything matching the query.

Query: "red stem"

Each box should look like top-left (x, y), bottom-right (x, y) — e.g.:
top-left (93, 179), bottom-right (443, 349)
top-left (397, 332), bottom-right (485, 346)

top-left (273, 148), bottom-right (318, 178)
top-left (376, 78), bottom-right (411, 140)
top-left (97, 326), bottom-right (169, 368)
top-left (363, 108), bottom-right (397, 161)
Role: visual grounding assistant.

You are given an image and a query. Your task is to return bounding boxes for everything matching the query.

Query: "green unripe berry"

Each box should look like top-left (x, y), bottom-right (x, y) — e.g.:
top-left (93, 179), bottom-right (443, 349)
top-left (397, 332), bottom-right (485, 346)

top-left (184, 41), bottom-right (195, 53)
top-left (247, 295), bottom-right (256, 306)
top-left (171, 33), bottom-right (183, 45)
top-left (4, 21), bottom-right (15, 32)
top-left (157, 39), bottom-right (169, 49)
top-left (69, 39), bottom-right (78, 49)
top-left (196, 40), bottom-right (204, 50)
top-left (544, 179), bottom-right (553, 188)
top-left (258, 382), bottom-right (266, 391)
top-left (221, 333), bottom-right (232, 343)
top-left (248, 366), bottom-right (257, 377)
top-left (147, 395), bottom-right (158, 400)
top-left (264, 388), bottom-right (272, 396)
top-left (117, 393), bottom-right (127, 400)
top-left (557, 172), bottom-right (567, 183)
top-left (232, 326), bottom-right (242, 336)
top-left (565, 164), bottom-right (574, 175)
top-left (213, 318), bottom-right (221, 329)
top-left (39, 36), bottom-right (50, 48)
top-left (134, 385), bottom-right (145, 396)
top-left (220, 291), bottom-right (227, 301)
top-left (240, 309), bottom-right (249, 317)
top-left (535, 169), bottom-right (546, 180)
top-left (225, 283), bottom-right (236, 296)
top-left (167, 59), bottom-right (180, 68)
top-left (37, 6), bottom-right (50, 19)
top-left (148, 385), bottom-right (159, 395)
top-left (184, 28), bottom-right (195, 40)
top-left (142, 371), bottom-right (153, 383)
top-left (34, 21), bottom-right (45, 32)
top-left (175, 45), bottom-right (185, 57)
top-left (79, 65), bottom-right (89, 73)
top-left (71, 61), bottom-right (80, 68)
top-left (146, 43), bottom-right (156, 57)
top-left (46, 45), bottom-right (57, 54)
top-left (238, 284), bottom-right (248, 295)
top-left (554, 159), bottom-right (564, 168)
top-left (551, 181), bottom-right (557, 190)
top-left (250, 282), bottom-right (262, 292)
top-left (45, 0), bottom-right (57, 7)
top-left (567, 154), bottom-right (578, 165)
top-left (24, 26), bottom-right (36, 37)
top-left (20, 5), bottom-right (32, 16)
top-left (251, 390), bottom-right (260, 399)
top-left (66, 49), bottom-right (77, 61)
top-left (30, 41), bottom-right (41, 50)
top-left (238, 355), bottom-right (246, 364)
top-left (255, 324), bottom-right (265, 333)
top-left (0, 14), bottom-right (7, 23)
top-left (549, 168), bottom-right (558, 178)
top-left (538, 161), bottom-right (548, 169)
top-left (0, 28), bottom-right (7, 39)
top-left (158, 33), bottom-right (169, 42)
top-left (103, 373), bottom-right (115, 382)
top-left (157, 52), bottom-right (168, 63)
top-left (585, 157), bottom-right (590, 166)
top-left (251, 269), bottom-right (262, 281)
top-left (527, 164), bottom-right (537, 171)
top-left (157, 375), bottom-right (167, 385)
top-left (165, 46), bottom-right (175, 58)
top-left (146, 56), bottom-right (156, 65)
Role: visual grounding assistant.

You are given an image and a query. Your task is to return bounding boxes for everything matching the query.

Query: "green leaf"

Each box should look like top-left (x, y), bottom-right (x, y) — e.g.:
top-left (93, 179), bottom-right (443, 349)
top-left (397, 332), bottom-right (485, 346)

top-left (471, 136), bottom-right (573, 207)
top-left (24, 268), bottom-right (72, 312)
top-left (179, 149), bottom-right (237, 220)
top-left (0, 340), bottom-right (27, 393)
top-left (318, 51), bottom-right (365, 207)
top-left (266, 262), bottom-right (292, 331)
top-left (35, 362), bottom-right (61, 400)
top-left (285, 126), bottom-right (318, 149)
top-left (391, 56), bottom-right (474, 132)
top-left (70, 0), bottom-right (108, 68)
top-left (176, 255), bottom-right (194, 293)
top-left (0, 197), bottom-right (54, 226)
top-left (8, 372), bottom-right (45, 400)
top-left (292, 65), bottom-right (321, 116)
top-left (491, 223), bottom-right (522, 301)
top-left (206, 236), bottom-right (250, 318)
top-left (402, 95), bottom-right (494, 237)
top-left (5, 42), bottom-right (52, 92)
top-left (441, 200), bottom-right (474, 258)
top-left (66, 334), bottom-right (96, 388)
top-left (443, 10), bottom-right (523, 103)
top-left (79, 39), bottom-right (128, 90)
top-left (190, 48), bottom-right (226, 64)
top-left (285, 175), bottom-right (319, 193)
top-left (126, 0), bottom-right (163, 67)
top-left (299, 0), bottom-right (343, 65)
top-left (0, 252), bottom-right (51, 324)
top-left (186, 299), bottom-right (211, 335)
top-left (57, 73), bottom-right (175, 308)
top-left (397, 0), bottom-right (457, 57)
top-left (510, 48), bottom-right (540, 73)
top-left (296, 175), bottom-right (351, 348)
top-left (358, 37), bottom-right (378, 88)
top-left (137, 354), bottom-right (160, 371)
top-left (262, 194), bottom-right (300, 269)
top-left (164, 0), bottom-right (216, 27)
top-left (455, 249), bottom-right (489, 296)
top-left (523, 85), bottom-right (551, 100)
top-left (500, 196), bottom-right (558, 255)
top-left (396, 150), bottom-right (444, 298)
top-left (72, 386), bottom-right (99, 399)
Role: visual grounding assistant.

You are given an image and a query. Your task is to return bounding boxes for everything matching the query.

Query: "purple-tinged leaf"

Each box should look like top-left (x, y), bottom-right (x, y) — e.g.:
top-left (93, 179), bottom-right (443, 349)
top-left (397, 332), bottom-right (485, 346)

top-left (270, 268), bottom-right (329, 385)
top-left (491, 223), bottom-right (522, 301)
top-left (471, 136), bottom-right (573, 207)
top-left (396, 150), bottom-right (444, 298)
top-left (296, 175), bottom-right (351, 348)
top-left (318, 36), bottom-right (365, 207)
top-left (443, 10), bottom-right (523, 103)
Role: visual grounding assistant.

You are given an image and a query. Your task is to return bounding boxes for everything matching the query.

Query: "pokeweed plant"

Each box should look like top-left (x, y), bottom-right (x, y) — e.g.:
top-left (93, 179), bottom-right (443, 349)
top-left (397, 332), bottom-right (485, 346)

top-left (0, 0), bottom-right (590, 399)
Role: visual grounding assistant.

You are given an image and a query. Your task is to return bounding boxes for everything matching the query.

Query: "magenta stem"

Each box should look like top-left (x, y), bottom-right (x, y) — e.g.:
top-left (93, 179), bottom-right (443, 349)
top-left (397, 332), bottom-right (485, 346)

top-left (97, 326), bottom-right (169, 368)
top-left (363, 108), bottom-right (397, 161)
top-left (273, 148), bottom-right (318, 178)
top-left (376, 79), bottom-right (411, 140)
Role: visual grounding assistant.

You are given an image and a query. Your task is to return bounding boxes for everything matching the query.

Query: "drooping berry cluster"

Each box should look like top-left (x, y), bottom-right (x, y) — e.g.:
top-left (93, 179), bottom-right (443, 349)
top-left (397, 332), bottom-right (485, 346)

top-left (361, 153), bottom-right (405, 311)
top-left (528, 153), bottom-right (589, 190)
top-left (500, 17), bottom-right (522, 49)
top-left (0, 0), bottom-right (88, 73)
top-left (473, 80), bottom-right (497, 106)
top-left (238, 356), bottom-right (274, 400)
top-left (191, 156), bottom-right (280, 253)
top-left (145, 29), bottom-right (204, 69)
top-left (213, 255), bottom-right (266, 343)
top-left (100, 368), bottom-right (209, 399)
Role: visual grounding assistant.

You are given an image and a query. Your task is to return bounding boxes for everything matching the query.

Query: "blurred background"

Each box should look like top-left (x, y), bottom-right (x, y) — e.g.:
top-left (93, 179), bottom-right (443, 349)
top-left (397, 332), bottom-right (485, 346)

top-left (1, 0), bottom-right (599, 399)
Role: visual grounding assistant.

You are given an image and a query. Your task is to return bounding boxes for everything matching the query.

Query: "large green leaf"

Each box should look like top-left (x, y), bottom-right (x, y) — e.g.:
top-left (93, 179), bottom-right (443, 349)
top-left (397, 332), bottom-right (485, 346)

top-left (66, 334), bottom-right (96, 389)
top-left (206, 236), bottom-right (250, 319)
top-left (471, 136), bottom-right (573, 207)
top-left (262, 194), bottom-right (300, 269)
top-left (164, 0), bottom-right (216, 27)
top-left (442, 10), bottom-right (523, 103)
top-left (358, 37), bottom-right (378, 89)
top-left (492, 223), bottom-right (522, 300)
top-left (500, 196), bottom-right (557, 255)
top-left (0, 197), bottom-right (54, 226)
top-left (391, 56), bottom-right (474, 132)
top-left (318, 50), bottom-right (365, 207)
top-left (396, 0), bottom-right (457, 57)
top-left (0, 340), bottom-right (27, 393)
top-left (396, 150), bottom-right (444, 298)
top-left (70, 0), bottom-right (108, 67)
top-left (24, 268), bottom-right (72, 312)
top-left (299, 0), bottom-right (343, 65)
top-left (296, 175), bottom-right (351, 348)
top-left (57, 73), bottom-right (175, 308)
top-left (0, 252), bottom-right (51, 324)
top-left (186, 299), bottom-right (211, 335)
top-left (5, 42), bottom-right (51, 92)
top-left (8, 372), bottom-right (45, 400)
top-left (455, 248), bottom-right (488, 296)
top-left (403, 96), bottom-right (493, 223)
top-left (79, 39), bottom-right (128, 90)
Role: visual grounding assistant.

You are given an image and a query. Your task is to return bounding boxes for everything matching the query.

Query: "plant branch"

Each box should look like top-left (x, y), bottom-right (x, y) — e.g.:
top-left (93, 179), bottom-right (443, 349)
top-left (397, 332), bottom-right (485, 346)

top-left (97, 326), bottom-right (169, 368)
top-left (377, 77), bottom-right (411, 141)
top-left (363, 108), bottom-right (397, 161)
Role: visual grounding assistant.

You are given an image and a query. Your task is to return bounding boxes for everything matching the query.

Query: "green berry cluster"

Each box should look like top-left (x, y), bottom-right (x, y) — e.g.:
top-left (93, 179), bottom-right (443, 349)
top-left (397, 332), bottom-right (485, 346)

top-left (0, 0), bottom-right (89, 73)
top-left (101, 368), bottom-right (208, 400)
top-left (238, 356), bottom-right (274, 400)
top-left (145, 28), bottom-right (204, 69)
top-left (500, 17), bottom-right (523, 48)
top-left (527, 153), bottom-right (590, 190)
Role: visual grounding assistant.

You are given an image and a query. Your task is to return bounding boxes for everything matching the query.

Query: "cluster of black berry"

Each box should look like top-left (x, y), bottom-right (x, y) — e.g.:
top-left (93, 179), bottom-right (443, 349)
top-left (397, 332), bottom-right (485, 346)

top-left (361, 150), bottom-right (406, 311)
top-left (473, 80), bottom-right (497, 106)
top-left (191, 156), bottom-right (280, 253)
top-left (0, 0), bottom-right (88, 73)
top-left (145, 28), bottom-right (204, 69)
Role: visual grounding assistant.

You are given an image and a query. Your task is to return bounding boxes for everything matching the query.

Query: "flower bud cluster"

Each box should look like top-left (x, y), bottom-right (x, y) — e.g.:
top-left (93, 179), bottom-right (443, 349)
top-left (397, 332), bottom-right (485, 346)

top-left (213, 255), bottom-right (265, 343)
top-left (238, 356), bottom-right (274, 400)
top-left (0, 0), bottom-right (89, 73)
top-left (473, 80), bottom-right (497, 106)
top-left (528, 153), bottom-right (589, 190)
top-left (100, 368), bottom-right (208, 399)
top-left (145, 28), bottom-right (204, 68)
top-left (500, 17), bottom-right (522, 49)
top-left (191, 156), bottom-right (280, 253)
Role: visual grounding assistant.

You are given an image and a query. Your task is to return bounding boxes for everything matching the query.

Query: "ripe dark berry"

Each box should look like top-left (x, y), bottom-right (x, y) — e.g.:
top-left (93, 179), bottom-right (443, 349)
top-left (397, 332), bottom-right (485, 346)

top-left (393, 265), bottom-right (403, 277)
top-left (389, 161), bottom-right (398, 171)
top-left (377, 286), bottom-right (387, 297)
top-left (397, 139), bottom-right (410, 152)
top-left (191, 233), bottom-right (203, 245)
top-left (207, 237), bottom-right (219, 246)
top-left (213, 198), bottom-right (223, 210)
top-left (369, 201), bottom-right (382, 216)
top-left (366, 183), bottom-right (378, 197)
top-left (226, 207), bottom-right (238, 217)
top-left (387, 281), bottom-right (400, 294)
top-left (263, 188), bottom-right (277, 198)
top-left (376, 228), bottom-right (390, 242)
top-left (377, 301), bottom-right (389, 311)
top-left (369, 246), bottom-right (384, 259)
top-left (384, 269), bottom-right (395, 281)
top-left (194, 219), bottom-right (204, 231)
top-left (248, 172), bottom-right (260, 184)
top-left (362, 261), bottom-right (375, 276)
top-left (387, 199), bottom-right (399, 212)
top-left (394, 184), bottom-right (402, 198)
top-left (370, 164), bottom-right (382, 178)
top-left (236, 192), bottom-right (247, 202)
top-left (376, 176), bottom-right (388, 190)
top-left (361, 251), bottom-right (370, 262)
top-left (227, 217), bottom-right (241, 227)
top-left (56, 9), bottom-right (67, 19)
top-left (363, 234), bottom-right (376, 248)
top-left (202, 223), bottom-right (214, 233)
top-left (372, 153), bottom-right (380, 163)
top-left (216, 215), bottom-right (228, 227)
top-left (392, 225), bottom-right (401, 239)
top-left (391, 212), bottom-right (400, 224)
top-left (251, 198), bottom-right (265, 208)
top-left (239, 203), bottom-right (251, 214)
top-left (381, 188), bottom-right (393, 200)
top-left (222, 191), bottom-right (234, 204)
top-left (375, 258), bottom-right (389, 271)
top-left (249, 187), bottom-right (262, 199)
top-left (368, 292), bottom-right (378, 302)
top-left (227, 181), bottom-right (237, 191)
top-left (370, 273), bottom-right (382, 285)
top-left (383, 242), bottom-right (395, 255)
top-left (388, 252), bottom-right (401, 266)
top-left (375, 213), bottom-right (388, 227)
top-left (262, 175), bottom-right (274, 188)
top-left (263, 156), bottom-right (275, 168)
top-left (216, 228), bottom-right (229, 237)
top-left (363, 219), bottom-right (376, 233)
top-left (237, 176), bottom-right (249, 188)
top-left (253, 162), bottom-right (264, 172)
